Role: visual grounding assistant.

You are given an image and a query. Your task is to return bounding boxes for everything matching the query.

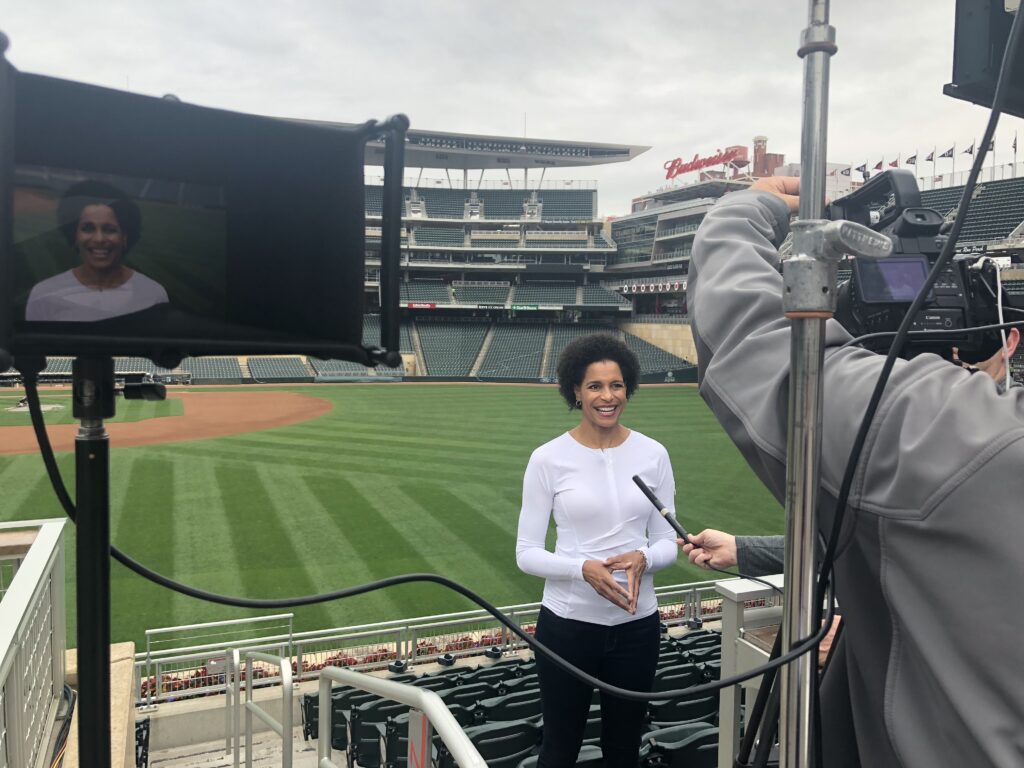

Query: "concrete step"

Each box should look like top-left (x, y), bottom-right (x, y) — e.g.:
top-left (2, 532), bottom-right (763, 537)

top-left (150, 725), bottom-right (320, 768)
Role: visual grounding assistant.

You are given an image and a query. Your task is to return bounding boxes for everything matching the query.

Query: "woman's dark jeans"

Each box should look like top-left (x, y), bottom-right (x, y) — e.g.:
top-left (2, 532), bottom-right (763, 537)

top-left (534, 606), bottom-right (660, 767)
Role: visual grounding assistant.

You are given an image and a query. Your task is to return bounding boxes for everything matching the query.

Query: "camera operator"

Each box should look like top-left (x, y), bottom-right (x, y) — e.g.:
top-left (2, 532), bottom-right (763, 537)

top-left (688, 177), bottom-right (1024, 768)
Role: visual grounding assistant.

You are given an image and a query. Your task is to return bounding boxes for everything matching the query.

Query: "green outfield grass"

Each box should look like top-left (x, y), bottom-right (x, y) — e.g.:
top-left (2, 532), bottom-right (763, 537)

top-left (0, 394), bottom-right (183, 427)
top-left (0, 384), bottom-right (784, 649)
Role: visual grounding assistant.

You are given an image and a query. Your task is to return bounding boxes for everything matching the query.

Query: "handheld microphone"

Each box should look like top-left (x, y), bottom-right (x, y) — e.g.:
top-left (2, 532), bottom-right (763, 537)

top-left (631, 475), bottom-right (691, 545)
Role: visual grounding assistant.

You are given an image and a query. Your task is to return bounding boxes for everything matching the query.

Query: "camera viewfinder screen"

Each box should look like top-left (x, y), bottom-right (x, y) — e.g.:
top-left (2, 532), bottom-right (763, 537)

top-left (856, 257), bottom-right (931, 303)
top-left (13, 166), bottom-right (225, 324)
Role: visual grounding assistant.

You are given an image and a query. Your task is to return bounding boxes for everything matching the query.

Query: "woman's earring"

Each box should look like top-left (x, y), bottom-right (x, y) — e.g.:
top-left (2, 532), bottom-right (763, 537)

top-left (574, 400), bottom-right (582, 408)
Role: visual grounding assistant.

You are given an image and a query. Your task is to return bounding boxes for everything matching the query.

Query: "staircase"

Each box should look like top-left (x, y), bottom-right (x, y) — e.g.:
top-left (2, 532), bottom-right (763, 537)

top-left (410, 321), bottom-right (428, 375)
top-left (470, 323), bottom-right (496, 377)
top-left (538, 323), bottom-right (555, 378)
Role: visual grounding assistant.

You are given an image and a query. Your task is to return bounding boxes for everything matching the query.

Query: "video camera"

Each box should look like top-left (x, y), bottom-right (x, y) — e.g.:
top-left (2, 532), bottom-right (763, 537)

top-left (830, 169), bottom-right (1024, 363)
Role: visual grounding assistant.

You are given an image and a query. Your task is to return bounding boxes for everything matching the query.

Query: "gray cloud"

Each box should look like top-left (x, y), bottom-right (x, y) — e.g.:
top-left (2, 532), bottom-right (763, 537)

top-left (4, 0), bottom-right (1021, 216)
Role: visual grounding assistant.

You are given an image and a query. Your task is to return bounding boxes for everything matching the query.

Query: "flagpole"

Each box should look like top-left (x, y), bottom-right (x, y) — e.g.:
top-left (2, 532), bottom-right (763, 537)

top-left (952, 142), bottom-right (956, 185)
top-left (1015, 131), bottom-right (1018, 178)
top-left (932, 145), bottom-right (937, 186)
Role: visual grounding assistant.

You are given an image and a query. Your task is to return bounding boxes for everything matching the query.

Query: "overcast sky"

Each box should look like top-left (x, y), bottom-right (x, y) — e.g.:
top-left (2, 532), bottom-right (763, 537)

top-left (4, 1), bottom-right (1022, 217)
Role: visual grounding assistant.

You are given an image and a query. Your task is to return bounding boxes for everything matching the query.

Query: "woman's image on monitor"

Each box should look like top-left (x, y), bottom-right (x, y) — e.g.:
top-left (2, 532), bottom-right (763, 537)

top-left (25, 180), bottom-right (169, 321)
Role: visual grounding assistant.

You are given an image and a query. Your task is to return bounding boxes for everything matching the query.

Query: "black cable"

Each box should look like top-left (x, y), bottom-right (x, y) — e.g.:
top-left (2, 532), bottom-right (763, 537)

top-left (23, 372), bottom-right (834, 704)
top-left (811, 0), bottom-right (1024, 640)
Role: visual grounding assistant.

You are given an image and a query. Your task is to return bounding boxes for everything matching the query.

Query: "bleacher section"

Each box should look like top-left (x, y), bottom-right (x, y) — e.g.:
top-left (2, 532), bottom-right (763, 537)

top-left (413, 227), bottom-right (466, 247)
top-left (416, 320), bottom-right (489, 376)
top-left (623, 331), bottom-right (693, 373)
top-left (182, 357), bottom-right (244, 383)
top-left (411, 188), bottom-right (466, 219)
top-left (919, 178), bottom-right (1024, 245)
top-left (452, 285), bottom-right (511, 305)
top-left (477, 322), bottom-right (547, 379)
top-left (401, 281), bottom-right (451, 304)
top-left (362, 315), bottom-right (414, 353)
top-left (301, 629), bottom-right (723, 768)
top-left (247, 357), bottom-right (313, 383)
top-left (536, 190), bottom-right (596, 221)
top-left (523, 239), bottom-right (590, 249)
top-left (514, 282), bottom-right (577, 305)
top-left (582, 285), bottom-right (631, 307)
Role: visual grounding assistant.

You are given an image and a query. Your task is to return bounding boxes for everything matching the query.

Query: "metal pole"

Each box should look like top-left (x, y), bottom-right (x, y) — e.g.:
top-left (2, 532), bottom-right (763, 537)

top-left (74, 357), bottom-right (116, 768)
top-left (783, 2), bottom-right (835, 764)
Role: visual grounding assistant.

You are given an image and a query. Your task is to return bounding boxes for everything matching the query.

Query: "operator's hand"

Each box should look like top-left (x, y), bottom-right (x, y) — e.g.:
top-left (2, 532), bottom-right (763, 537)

top-left (679, 529), bottom-right (738, 570)
top-left (582, 559), bottom-right (633, 613)
top-left (603, 550), bottom-right (648, 614)
top-left (819, 615), bottom-right (842, 667)
top-left (750, 176), bottom-right (801, 214)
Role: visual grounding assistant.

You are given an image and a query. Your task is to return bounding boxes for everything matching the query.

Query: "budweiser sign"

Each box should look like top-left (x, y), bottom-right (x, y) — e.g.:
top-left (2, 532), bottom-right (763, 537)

top-left (664, 147), bottom-right (743, 180)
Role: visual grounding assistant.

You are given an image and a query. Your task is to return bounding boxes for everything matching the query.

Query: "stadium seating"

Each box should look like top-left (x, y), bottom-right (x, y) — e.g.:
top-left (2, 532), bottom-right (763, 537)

top-left (640, 723), bottom-right (719, 768)
top-left (517, 746), bottom-right (604, 767)
top-left (246, 357), bottom-right (313, 382)
top-left (180, 357), bottom-right (244, 382)
top-left (470, 235), bottom-right (520, 248)
top-left (414, 188), bottom-right (467, 219)
top-left (114, 357), bottom-right (156, 374)
top-left (623, 331), bottom-right (693, 373)
top-left (452, 285), bottom-right (511, 305)
top-left (477, 322), bottom-right (547, 379)
top-left (416, 320), bottom-right (489, 376)
top-left (413, 227), bottom-right (466, 247)
top-left (919, 184), bottom-right (965, 217)
top-left (522, 239), bottom-right (591, 249)
top-left (437, 719), bottom-right (541, 768)
top-left (362, 314), bottom-right (414, 353)
top-left (581, 285), bottom-right (631, 306)
top-left (402, 281), bottom-right (452, 304)
top-left (514, 282), bottom-right (577, 305)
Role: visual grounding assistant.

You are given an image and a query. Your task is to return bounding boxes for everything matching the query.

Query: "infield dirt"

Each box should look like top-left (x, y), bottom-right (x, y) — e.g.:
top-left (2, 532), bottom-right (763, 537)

top-left (0, 390), bottom-right (332, 455)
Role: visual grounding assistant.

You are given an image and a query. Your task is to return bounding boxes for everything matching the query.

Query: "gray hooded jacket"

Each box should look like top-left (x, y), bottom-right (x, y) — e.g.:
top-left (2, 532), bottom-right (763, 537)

top-left (688, 189), bottom-right (1024, 768)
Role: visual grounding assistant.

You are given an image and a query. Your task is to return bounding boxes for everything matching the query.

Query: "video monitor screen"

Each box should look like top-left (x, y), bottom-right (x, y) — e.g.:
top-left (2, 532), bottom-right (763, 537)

top-left (855, 256), bottom-right (932, 303)
top-left (1, 66), bottom-right (395, 365)
top-left (14, 168), bottom-right (226, 324)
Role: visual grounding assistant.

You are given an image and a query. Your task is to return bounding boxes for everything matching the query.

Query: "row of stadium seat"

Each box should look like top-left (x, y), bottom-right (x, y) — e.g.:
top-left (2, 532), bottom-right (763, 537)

top-left (302, 632), bottom-right (722, 768)
top-left (7, 320), bottom-right (694, 381)
top-left (399, 281), bottom-right (631, 308)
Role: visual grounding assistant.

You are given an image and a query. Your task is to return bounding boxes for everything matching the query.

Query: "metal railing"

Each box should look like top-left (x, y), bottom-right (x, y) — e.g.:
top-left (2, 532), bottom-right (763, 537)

top-left (225, 649), bottom-right (241, 766)
top-left (133, 579), bottom-right (733, 706)
top-left (245, 652), bottom-right (293, 768)
top-left (0, 519), bottom-right (67, 768)
top-left (137, 614), bottom-right (293, 709)
top-left (317, 667), bottom-right (486, 768)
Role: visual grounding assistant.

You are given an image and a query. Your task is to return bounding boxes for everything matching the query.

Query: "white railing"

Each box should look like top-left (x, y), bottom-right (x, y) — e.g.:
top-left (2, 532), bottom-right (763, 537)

top-left (138, 614), bottom-right (293, 709)
top-left (245, 652), bottom-right (293, 768)
top-left (0, 519), bottom-right (67, 768)
top-left (225, 648), bottom-right (241, 766)
top-left (133, 579), bottom-right (731, 706)
top-left (317, 667), bottom-right (486, 768)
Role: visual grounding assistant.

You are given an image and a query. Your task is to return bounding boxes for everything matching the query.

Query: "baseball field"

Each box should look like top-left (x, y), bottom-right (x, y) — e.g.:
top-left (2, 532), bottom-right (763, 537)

top-left (0, 383), bottom-right (783, 649)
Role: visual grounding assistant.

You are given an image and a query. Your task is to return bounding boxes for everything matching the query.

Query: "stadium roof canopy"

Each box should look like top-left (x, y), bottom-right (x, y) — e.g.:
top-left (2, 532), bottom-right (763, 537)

top-left (299, 119), bottom-right (648, 170)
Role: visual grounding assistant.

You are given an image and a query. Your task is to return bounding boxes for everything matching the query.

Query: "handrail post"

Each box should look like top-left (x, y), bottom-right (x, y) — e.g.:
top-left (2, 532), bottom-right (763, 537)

top-left (245, 655), bottom-right (253, 768)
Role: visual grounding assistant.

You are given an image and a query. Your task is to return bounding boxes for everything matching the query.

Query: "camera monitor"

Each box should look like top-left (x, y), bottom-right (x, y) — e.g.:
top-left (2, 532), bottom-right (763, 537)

top-left (0, 57), bottom-right (405, 370)
top-left (943, 0), bottom-right (1024, 119)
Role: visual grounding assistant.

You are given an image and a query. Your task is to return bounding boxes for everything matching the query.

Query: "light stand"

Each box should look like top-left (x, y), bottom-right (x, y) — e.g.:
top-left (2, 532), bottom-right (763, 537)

top-left (72, 357), bottom-right (165, 768)
top-left (72, 356), bottom-right (116, 768)
top-left (778, 3), bottom-right (893, 765)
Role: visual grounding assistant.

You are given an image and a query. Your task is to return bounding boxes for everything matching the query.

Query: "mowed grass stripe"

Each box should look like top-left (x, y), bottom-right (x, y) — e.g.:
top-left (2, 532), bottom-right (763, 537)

top-left (397, 481), bottom-right (538, 604)
top-left (173, 442), bottom-right (526, 487)
top-left (168, 457), bottom-right (247, 593)
top-left (219, 434), bottom-right (529, 477)
top-left (214, 465), bottom-right (336, 633)
top-left (112, 458), bottom-right (177, 632)
top-left (303, 475), bottom-right (448, 619)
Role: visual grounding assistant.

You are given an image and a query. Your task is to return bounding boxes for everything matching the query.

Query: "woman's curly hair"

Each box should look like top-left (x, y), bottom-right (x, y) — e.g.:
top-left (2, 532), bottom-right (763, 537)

top-left (556, 333), bottom-right (640, 409)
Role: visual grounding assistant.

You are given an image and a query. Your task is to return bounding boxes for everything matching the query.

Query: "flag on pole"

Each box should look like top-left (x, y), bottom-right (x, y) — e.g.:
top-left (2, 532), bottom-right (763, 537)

top-left (988, 139), bottom-right (995, 151)
top-left (841, 167), bottom-right (852, 176)
top-left (873, 160), bottom-right (883, 170)
top-left (926, 150), bottom-right (935, 162)
top-left (1014, 134), bottom-right (1018, 152)
top-left (963, 143), bottom-right (975, 155)
top-left (855, 163), bottom-right (867, 173)
top-left (906, 155), bottom-right (917, 165)
top-left (828, 169), bottom-right (837, 176)
top-left (889, 159), bottom-right (899, 168)
top-left (940, 146), bottom-right (955, 158)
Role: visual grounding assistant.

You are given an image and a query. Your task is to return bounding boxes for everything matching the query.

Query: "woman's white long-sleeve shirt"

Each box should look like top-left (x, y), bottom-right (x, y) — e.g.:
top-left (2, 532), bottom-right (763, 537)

top-left (516, 430), bottom-right (679, 625)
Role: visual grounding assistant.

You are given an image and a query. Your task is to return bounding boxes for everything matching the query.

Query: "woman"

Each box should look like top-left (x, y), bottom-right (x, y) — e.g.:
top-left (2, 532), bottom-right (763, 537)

top-left (516, 333), bottom-right (678, 767)
top-left (25, 180), bottom-right (168, 322)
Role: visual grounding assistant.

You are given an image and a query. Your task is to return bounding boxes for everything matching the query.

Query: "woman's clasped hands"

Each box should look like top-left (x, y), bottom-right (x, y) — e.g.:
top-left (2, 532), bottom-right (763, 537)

top-left (582, 550), bottom-right (648, 614)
